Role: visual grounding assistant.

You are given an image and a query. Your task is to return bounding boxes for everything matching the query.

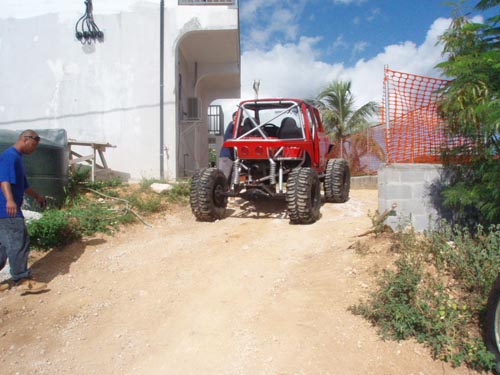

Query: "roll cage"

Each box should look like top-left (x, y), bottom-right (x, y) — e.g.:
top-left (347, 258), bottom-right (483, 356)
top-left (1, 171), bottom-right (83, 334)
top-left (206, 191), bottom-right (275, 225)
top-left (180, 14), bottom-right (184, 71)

top-left (222, 98), bottom-right (329, 197)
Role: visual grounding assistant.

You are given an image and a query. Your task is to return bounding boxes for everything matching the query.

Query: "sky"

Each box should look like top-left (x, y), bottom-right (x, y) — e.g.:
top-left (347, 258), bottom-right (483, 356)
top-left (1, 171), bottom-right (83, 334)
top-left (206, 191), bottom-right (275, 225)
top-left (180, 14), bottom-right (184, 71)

top-left (236, 0), bottom-right (490, 111)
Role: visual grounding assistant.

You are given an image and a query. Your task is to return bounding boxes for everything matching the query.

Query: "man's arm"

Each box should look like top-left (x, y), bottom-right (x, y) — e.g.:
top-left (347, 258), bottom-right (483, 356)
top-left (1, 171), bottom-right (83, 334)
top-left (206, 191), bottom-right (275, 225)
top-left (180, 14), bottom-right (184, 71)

top-left (1, 181), bottom-right (17, 217)
top-left (25, 187), bottom-right (46, 208)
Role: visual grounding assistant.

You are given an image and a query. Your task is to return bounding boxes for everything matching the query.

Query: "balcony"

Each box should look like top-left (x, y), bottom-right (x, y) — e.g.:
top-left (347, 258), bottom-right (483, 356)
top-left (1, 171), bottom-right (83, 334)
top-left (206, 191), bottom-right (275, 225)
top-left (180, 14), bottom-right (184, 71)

top-left (179, 0), bottom-right (236, 5)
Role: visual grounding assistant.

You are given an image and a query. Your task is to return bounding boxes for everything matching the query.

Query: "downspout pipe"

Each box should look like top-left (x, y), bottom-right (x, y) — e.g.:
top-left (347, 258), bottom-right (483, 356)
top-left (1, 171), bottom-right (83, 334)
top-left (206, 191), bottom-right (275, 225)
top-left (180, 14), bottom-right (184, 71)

top-left (159, 0), bottom-right (165, 179)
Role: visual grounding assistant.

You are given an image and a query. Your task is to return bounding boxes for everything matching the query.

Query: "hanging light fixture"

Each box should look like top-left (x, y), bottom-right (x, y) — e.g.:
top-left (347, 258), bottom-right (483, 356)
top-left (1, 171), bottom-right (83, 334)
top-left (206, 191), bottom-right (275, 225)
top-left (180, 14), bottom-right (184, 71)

top-left (75, 0), bottom-right (104, 44)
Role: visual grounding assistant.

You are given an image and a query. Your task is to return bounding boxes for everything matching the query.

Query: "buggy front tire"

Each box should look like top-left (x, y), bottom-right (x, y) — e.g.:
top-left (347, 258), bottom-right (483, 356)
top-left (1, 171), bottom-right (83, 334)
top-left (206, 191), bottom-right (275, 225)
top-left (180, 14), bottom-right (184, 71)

top-left (286, 167), bottom-right (321, 224)
top-left (324, 158), bottom-right (350, 203)
top-left (190, 168), bottom-right (228, 221)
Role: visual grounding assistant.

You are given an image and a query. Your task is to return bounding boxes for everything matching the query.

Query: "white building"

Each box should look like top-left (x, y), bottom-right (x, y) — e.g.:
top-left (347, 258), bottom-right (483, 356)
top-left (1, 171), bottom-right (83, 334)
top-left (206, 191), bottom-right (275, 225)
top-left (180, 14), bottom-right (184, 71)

top-left (0, 0), bottom-right (241, 180)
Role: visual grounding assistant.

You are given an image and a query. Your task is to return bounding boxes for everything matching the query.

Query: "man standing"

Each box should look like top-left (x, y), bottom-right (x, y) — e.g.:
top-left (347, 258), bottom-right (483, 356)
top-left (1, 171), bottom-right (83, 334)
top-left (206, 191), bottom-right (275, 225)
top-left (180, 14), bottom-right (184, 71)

top-left (0, 130), bottom-right (48, 292)
top-left (218, 111), bottom-right (237, 180)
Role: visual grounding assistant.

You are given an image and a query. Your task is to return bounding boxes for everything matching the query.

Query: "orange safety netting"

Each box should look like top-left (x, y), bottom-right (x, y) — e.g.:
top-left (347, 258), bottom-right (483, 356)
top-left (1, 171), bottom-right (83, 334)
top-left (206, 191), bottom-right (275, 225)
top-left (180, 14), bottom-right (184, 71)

top-left (381, 67), bottom-right (451, 163)
top-left (329, 68), bottom-right (472, 175)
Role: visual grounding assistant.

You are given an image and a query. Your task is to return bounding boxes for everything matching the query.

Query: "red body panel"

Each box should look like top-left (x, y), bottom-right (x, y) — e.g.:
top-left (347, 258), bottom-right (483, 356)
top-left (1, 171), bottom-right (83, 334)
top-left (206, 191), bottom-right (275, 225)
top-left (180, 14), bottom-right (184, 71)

top-left (223, 98), bottom-right (332, 173)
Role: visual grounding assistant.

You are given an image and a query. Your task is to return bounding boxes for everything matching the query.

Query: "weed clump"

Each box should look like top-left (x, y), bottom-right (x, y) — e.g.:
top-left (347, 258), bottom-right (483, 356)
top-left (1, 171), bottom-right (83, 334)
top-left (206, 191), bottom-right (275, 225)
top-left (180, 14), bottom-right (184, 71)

top-left (28, 210), bottom-right (81, 249)
top-left (350, 225), bottom-right (500, 371)
top-left (27, 168), bottom-right (190, 250)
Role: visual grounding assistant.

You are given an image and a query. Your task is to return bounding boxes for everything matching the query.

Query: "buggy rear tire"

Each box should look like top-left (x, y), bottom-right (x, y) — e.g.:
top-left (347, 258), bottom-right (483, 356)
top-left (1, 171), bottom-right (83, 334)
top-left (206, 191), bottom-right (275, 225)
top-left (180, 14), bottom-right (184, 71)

top-left (485, 273), bottom-right (500, 373)
top-left (286, 167), bottom-right (321, 224)
top-left (190, 168), bottom-right (228, 221)
top-left (324, 158), bottom-right (350, 203)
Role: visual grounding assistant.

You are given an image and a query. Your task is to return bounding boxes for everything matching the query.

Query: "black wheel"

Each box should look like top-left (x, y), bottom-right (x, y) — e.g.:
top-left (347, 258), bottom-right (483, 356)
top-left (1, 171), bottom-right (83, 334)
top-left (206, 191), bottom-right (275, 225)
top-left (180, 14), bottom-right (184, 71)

top-left (190, 168), bottom-right (228, 221)
top-left (324, 158), bottom-right (350, 203)
top-left (485, 273), bottom-right (500, 373)
top-left (286, 167), bottom-right (321, 224)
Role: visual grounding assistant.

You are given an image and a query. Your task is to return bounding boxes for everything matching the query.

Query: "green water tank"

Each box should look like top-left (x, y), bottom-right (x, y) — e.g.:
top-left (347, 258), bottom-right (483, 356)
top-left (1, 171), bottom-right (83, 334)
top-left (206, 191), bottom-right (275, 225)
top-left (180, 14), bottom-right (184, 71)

top-left (0, 129), bottom-right (68, 209)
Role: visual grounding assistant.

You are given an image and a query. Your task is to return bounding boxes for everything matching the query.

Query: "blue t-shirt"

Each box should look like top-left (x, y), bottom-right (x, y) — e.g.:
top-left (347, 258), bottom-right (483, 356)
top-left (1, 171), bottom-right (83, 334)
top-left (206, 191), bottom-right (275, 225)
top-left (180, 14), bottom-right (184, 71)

top-left (219, 122), bottom-right (234, 159)
top-left (0, 146), bottom-right (29, 218)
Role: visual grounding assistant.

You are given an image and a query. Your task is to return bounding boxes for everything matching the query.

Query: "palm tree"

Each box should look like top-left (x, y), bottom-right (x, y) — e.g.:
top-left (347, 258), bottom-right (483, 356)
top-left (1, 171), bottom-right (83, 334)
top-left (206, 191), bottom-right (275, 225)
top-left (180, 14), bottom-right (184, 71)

top-left (314, 81), bottom-right (379, 157)
top-left (347, 130), bottom-right (387, 175)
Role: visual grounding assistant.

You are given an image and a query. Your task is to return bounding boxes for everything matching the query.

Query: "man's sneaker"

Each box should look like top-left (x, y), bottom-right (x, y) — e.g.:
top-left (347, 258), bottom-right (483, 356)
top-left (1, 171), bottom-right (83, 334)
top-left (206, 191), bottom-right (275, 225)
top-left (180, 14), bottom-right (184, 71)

top-left (0, 282), bottom-right (10, 292)
top-left (16, 278), bottom-right (47, 292)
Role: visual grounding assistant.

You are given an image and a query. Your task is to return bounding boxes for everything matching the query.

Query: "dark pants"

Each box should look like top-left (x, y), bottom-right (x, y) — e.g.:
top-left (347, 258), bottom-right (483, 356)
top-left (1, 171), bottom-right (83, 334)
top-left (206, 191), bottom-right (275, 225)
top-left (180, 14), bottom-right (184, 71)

top-left (0, 218), bottom-right (31, 282)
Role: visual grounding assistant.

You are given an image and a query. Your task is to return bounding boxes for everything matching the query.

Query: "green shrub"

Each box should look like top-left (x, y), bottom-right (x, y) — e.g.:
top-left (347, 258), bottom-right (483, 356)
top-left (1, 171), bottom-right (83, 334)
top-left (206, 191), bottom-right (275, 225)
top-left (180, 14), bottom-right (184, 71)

top-left (27, 210), bottom-right (81, 250)
top-left (85, 176), bottom-right (123, 191)
top-left (351, 225), bottom-right (499, 371)
top-left (351, 254), bottom-right (426, 340)
top-left (65, 167), bottom-right (91, 201)
top-left (65, 167), bottom-right (123, 203)
top-left (430, 224), bottom-right (500, 305)
top-left (65, 201), bottom-right (122, 236)
top-left (28, 197), bottom-right (129, 250)
top-left (162, 179), bottom-right (190, 202)
top-left (127, 194), bottom-right (163, 214)
top-left (126, 179), bottom-right (190, 211)
top-left (138, 178), bottom-right (159, 191)
top-left (29, 175), bottom-right (190, 251)
top-left (208, 147), bottom-right (217, 167)
top-left (439, 161), bottom-right (500, 230)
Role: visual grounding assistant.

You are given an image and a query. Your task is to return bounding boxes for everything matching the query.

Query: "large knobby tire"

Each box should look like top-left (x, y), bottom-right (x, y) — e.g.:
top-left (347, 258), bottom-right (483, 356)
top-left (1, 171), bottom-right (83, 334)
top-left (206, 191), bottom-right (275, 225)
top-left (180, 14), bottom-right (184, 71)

top-left (190, 168), bottom-right (228, 221)
top-left (286, 167), bottom-right (321, 224)
top-left (485, 273), bottom-right (500, 373)
top-left (324, 158), bottom-right (350, 203)
top-left (189, 169), bottom-right (203, 218)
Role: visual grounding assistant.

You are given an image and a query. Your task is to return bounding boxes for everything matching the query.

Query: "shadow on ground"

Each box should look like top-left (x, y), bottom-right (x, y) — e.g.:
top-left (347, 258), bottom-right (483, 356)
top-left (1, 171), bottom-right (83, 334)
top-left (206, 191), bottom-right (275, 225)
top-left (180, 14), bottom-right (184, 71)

top-left (30, 238), bottom-right (107, 283)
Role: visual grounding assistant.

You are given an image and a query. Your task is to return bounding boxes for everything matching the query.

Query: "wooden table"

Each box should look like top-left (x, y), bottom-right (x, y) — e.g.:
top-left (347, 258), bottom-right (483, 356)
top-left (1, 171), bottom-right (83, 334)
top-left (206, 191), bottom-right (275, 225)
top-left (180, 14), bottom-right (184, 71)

top-left (68, 140), bottom-right (116, 182)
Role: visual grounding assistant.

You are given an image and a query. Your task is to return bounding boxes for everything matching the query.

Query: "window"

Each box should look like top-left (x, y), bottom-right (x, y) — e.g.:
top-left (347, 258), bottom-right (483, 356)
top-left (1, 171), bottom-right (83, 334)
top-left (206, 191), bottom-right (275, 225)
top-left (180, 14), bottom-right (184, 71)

top-left (208, 105), bottom-right (223, 135)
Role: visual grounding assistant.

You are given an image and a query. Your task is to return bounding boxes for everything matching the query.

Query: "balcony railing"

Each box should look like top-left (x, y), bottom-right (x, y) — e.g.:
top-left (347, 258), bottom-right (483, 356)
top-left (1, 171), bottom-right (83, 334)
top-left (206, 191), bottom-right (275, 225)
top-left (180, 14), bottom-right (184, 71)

top-left (179, 0), bottom-right (235, 5)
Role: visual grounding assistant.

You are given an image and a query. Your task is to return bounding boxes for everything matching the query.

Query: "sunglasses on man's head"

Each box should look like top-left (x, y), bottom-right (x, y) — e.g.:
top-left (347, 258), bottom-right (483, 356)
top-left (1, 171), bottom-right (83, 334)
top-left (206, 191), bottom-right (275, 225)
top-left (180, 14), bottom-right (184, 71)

top-left (24, 135), bottom-right (41, 142)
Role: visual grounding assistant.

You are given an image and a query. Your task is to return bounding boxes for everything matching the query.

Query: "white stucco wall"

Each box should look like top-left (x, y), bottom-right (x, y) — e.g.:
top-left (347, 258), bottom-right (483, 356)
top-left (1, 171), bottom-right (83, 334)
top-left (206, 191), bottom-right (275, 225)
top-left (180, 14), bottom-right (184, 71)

top-left (0, 0), bottom-right (239, 181)
top-left (165, 3), bottom-right (240, 177)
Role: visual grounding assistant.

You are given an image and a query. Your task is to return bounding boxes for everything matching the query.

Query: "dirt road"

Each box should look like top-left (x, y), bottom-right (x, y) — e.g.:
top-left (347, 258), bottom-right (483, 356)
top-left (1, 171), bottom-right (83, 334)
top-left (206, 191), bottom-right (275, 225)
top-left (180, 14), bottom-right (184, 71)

top-left (0, 189), bottom-right (480, 374)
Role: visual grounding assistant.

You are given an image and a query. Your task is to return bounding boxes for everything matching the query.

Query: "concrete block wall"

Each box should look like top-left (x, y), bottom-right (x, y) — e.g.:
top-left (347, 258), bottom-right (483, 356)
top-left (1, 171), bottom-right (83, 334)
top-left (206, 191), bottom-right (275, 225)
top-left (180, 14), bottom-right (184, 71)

top-left (378, 163), bottom-right (443, 232)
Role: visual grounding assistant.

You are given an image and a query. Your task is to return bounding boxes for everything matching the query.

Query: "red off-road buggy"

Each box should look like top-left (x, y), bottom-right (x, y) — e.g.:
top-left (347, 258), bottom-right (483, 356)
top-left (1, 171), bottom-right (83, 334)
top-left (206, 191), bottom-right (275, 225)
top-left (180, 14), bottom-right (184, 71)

top-left (190, 98), bottom-right (350, 224)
